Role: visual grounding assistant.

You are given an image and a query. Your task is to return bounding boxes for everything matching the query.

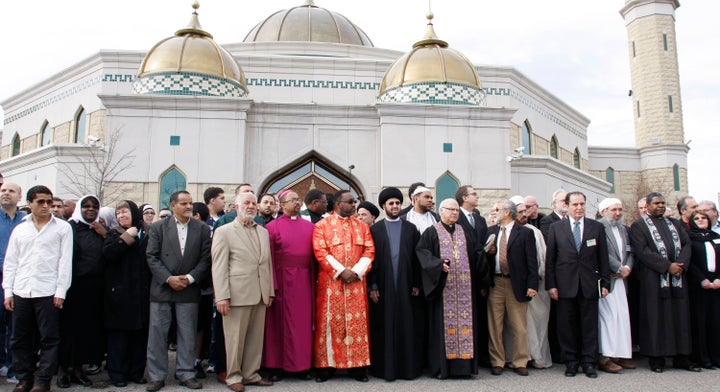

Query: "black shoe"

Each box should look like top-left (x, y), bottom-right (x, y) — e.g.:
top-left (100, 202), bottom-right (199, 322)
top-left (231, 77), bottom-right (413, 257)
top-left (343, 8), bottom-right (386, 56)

top-left (314, 376), bottom-right (329, 383)
top-left (70, 373), bottom-right (93, 386)
top-left (56, 374), bottom-right (70, 389)
top-left (564, 364), bottom-right (578, 377)
top-left (295, 371), bottom-right (312, 380)
top-left (353, 375), bottom-right (369, 382)
top-left (701, 363), bottom-right (716, 370)
top-left (194, 363), bottom-right (207, 379)
top-left (491, 366), bottom-right (503, 376)
top-left (131, 378), bottom-right (148, 384)
top-left (582, 364), bottom-right (598, 378)
top-left (113, 381), bottom-right (128, 388)
top-left (268, 374), bottom-right (282, 382)
top-left (674, 364), bottom-right (702, 372)
top-left (650, 365), bottom-right (664, 373)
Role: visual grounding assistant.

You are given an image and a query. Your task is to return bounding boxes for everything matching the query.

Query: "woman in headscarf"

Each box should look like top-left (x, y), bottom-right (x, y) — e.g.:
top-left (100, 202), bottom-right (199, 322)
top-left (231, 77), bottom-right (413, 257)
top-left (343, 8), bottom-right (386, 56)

top-left (140, 203), bottom-right (157, 226)
top-left (102, 200), bottom-right (151, 387)
top-left (57, 195), bottom-right (107, 388)
top-left (687, 210), bottom-right (720, 369)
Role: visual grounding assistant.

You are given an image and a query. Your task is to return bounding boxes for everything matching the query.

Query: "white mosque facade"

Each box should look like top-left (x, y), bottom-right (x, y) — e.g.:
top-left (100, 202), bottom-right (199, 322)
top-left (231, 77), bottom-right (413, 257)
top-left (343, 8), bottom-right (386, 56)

top-left (0, 0), bottom-right (687, 215)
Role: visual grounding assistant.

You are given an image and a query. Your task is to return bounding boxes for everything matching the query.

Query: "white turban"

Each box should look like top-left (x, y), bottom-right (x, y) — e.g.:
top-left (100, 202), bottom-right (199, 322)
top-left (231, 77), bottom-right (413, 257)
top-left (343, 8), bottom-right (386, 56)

top-left (412, 186), bottom-right (431, 197)
top-left (598, 198), bottom-right (622, 213)
top-left (510, 195), bottom-right (525, 206)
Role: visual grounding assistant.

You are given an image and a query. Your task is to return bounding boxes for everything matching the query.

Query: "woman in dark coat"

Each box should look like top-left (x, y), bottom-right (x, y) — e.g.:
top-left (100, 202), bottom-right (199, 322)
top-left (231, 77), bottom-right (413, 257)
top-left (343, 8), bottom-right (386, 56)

top-left (57, 195), bottom-right (107, 388)
top-left (687, 211), bottom-right (720, 369)
top-left (102, 200), bottom-right (151, 387)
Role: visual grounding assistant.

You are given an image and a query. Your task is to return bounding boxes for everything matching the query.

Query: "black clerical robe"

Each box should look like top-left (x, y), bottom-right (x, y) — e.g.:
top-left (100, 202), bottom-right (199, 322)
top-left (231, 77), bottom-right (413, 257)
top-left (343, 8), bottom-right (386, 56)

top-left (416, 223), bottom-right (482, 379)
top-left (629, 216), bottom-right (692, 357)
top-left (367, 219), bottom-right (424, 380)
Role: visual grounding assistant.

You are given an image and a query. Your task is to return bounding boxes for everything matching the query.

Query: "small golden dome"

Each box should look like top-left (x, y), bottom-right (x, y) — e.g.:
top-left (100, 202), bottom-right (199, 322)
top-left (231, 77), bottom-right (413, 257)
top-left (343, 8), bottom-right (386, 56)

top-left (377, 13), bottom-right (484, 105)
top-left (243, 0), bottom-right (373, 46)
top-left (135, 3), bottom-right (248, 96)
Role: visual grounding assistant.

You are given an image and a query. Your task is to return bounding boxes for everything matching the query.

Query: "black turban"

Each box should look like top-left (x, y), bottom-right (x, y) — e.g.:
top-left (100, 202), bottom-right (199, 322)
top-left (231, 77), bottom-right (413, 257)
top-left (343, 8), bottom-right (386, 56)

top-left (378, 187), bottom-right (403, 207)
top-left (358, 201), bottom-right (380, 219)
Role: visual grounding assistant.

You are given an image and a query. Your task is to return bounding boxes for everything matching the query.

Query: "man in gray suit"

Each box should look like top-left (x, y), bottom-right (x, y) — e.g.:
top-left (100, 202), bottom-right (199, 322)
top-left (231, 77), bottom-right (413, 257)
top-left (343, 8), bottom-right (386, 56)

top-left (597, 198), bottom-right (635, 373)
top-left (212, 192), bottom-right (274, 392)
top-left (146, 191), bottom-right (211, 391)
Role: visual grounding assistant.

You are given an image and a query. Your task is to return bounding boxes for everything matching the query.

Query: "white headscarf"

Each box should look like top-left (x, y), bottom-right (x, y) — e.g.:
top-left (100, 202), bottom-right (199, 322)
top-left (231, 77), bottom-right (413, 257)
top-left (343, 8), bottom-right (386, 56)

top-left (99, 206), bottom-right (118, 228)
top-left (598, 197), bottom-right (622, 214)
top-left (69, 194), bottom-right (101, 225)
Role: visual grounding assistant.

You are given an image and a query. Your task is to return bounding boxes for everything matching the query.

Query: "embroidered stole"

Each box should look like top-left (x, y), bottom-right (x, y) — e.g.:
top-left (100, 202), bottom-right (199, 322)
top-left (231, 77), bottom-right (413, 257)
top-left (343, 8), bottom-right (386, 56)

top-left (435, 222), bottom-right (474, 360)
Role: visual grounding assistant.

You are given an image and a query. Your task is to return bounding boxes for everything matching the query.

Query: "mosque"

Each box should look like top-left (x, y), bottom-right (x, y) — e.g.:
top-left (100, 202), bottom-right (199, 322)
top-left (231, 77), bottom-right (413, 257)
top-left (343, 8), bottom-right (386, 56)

top-left (0, 0), bottom-right (687, 215)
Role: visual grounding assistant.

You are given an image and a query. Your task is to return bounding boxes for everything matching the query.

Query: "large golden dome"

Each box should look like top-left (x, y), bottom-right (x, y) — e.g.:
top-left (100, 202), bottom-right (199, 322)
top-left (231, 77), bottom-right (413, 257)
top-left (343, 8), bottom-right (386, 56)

top-left (243, 0), bottom-right (373, 47)
top-left (377, 13), bottom-right (484, 105)
top-left (134, 3), bottom-right (248, 97)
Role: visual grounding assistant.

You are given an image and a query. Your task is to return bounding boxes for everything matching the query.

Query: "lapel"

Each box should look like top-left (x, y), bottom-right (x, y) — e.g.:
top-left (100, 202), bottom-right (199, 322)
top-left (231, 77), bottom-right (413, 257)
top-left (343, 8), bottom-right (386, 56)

top-left (183, 219), bottom-right (198, 262)
top-left (506, 224), bottom-right (520, 248)
top-left (164, 217), bottom-right (183, 262)
top-left (604, 224), bottom-right (620, 259)
top-left (564, 219), bottom-right (577, 250)
top-left (231, 220), bottom-right (261, 265)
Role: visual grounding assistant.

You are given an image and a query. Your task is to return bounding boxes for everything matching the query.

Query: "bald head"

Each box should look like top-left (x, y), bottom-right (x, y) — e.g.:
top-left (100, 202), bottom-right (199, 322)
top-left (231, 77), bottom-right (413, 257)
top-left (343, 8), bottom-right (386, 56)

top-left (0, 182), bottom-right (22, 211)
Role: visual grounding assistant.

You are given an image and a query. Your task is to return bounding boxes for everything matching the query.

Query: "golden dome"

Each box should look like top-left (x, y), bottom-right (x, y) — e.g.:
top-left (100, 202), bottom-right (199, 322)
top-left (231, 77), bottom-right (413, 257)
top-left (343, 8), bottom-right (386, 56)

top-left (135, 2), bottom-right (248, 96)
top-left (243, 0), bottom-right (373, 47)
top-left (377, 13), bottom-right (484, 105)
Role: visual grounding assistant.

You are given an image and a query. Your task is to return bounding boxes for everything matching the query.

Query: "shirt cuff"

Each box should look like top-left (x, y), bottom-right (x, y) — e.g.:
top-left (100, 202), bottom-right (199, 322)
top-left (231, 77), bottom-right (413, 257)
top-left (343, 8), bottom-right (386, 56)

top-left (186, 274), bottom-right (195, 284)
top-left (55, 288), bottom-right (67, 299)
top-left (351, 257), bottom-right (372, 281)
top-left (326, 255), bottom-right (345, 280)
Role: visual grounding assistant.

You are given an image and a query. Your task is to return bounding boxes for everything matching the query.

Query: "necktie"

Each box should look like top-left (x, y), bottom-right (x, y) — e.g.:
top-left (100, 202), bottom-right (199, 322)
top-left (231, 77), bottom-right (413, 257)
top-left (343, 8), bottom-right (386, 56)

top-left (573, 220), bottom-right (582, 252)
top-left (468, 213), bottom-right (475, 229)
top-left (499, 226), bottom-right (509, 275)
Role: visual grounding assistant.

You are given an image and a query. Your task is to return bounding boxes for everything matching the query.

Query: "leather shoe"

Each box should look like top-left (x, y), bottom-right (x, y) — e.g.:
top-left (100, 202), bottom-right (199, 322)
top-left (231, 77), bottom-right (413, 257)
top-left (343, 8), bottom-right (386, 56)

top-left (29, 384), bottom-right (50, 392)
top-left (599, 361), bottom-right (623, 373)
top-left (296, 371), bottom-right (312, 380)
top-left (227, 383), bottom-right (245, 392)
top-left (131, 378), bottom-right (148, 384)
top-left (217, 373), bottom-right (227, 383)
top-left (71, 373), bottom-right (93, 386)
top-left (514, 367), bottom-right (529, 376)
top-left (146, 380), bottom-right (165, 392)
top-left (490, 366), bottom-right (504, 376)
top-left (268, 374), bottom-right (282, 382)
top-left (180, 378), bottom-right (203, 389)
top-left (650, 365), bottom-right (664, 373)
top-left (13, 380), bottom-right (33, 392)
top-left (674, 364), bottom-right (701, 372)
top-left (245, 378), bottom-right (273, 386)
top-left (114, 381), bottom-right (128, 387)
top-left (564, 364), bottom-right (578, 377)
top-left (315, 376), bottom-right (330, 383)
top-left (582, 364), bottom-right (598, 378)
top-left (56, 374), bottom-right (70, 389)
top-left (353, 375), bottom-right (369, 382)
top-left (613, 358), bottom-right (636, 369)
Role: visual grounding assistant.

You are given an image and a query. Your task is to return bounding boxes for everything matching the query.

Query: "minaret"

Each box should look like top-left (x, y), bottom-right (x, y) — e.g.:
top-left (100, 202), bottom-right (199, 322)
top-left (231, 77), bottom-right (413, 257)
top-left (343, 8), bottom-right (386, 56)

top-left (620, 0), bottom-right (689, 194)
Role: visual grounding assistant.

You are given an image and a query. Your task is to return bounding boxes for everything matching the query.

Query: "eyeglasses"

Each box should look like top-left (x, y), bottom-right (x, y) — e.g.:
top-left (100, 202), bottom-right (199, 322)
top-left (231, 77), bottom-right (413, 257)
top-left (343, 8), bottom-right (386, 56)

top-left (694, 216), bottom-right (708, 221)
top-left (282, 198), bottom-right (301, 204)
top-left (159, 214), bottom-right (171, 219)
top-left (34, 199), bottom-right (53, 206)
top-left (341, 199), bottom-right (358, 205)
top-left (441, 207), bottom-right (459, 212)
top-left (491, 208), bottom-right (504, 213)
top-left (143, 211), bottom-right (156, 216)
top-left (385, 201), bottom-right (402, 206)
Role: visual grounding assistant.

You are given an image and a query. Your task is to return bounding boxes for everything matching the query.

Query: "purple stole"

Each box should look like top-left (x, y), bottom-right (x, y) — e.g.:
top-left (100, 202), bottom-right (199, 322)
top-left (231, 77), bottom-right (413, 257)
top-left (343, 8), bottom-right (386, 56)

top-left (435, 222), bottom-right (474, 360)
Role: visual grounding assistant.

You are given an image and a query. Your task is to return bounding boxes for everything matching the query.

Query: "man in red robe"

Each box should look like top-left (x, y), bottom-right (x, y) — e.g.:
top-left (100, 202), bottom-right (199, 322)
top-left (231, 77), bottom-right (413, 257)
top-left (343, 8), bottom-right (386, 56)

top-left (312, 190), bottom-right (374, 382)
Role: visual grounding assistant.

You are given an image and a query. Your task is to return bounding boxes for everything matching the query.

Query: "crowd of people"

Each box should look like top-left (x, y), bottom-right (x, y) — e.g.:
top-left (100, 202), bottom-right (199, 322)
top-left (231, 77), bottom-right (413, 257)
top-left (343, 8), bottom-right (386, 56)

top-left (1, 180), bottom-right (719, 392)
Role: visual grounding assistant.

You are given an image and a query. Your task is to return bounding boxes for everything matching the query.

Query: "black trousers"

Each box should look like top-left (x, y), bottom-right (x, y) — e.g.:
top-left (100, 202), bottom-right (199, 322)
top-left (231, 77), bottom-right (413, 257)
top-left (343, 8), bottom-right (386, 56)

top-left (11, 295), bottom-right (60, 384)
top-left (106, 329), bottom-right (148, 382)
top-left (556, 295), bottom-right (599, 366)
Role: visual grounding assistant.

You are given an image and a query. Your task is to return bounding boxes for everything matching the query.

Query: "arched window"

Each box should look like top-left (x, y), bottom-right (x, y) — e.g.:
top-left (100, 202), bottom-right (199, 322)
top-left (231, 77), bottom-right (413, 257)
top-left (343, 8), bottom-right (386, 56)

top-left (11, 133), bottom-right (21, 157)
top-left (521, 120), bottom-right (532, 154)
top-left (74, 107), bottom-right (87, 144)
top-left (606, 167), bottom-right (615, 193)
top-left (573, 148), bottom-right (581, 169)
top-left (261, 155), bottom-right (364, 201)
top-left (673, 164), bottom-right (680, 191)
top-left (40, 120), bottom-right (51, 146)
top-left (550, 135), bottom-right (558, 159)
top-left (159, 166), bottom-right (187, 209)
top-left (435, 171), bottom-right (460, 213)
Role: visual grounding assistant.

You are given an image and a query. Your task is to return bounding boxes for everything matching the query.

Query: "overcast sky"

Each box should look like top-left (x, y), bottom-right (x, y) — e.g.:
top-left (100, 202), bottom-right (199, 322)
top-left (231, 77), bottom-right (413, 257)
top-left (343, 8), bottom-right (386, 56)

top-left (1, 1), bottom-right (717, 202)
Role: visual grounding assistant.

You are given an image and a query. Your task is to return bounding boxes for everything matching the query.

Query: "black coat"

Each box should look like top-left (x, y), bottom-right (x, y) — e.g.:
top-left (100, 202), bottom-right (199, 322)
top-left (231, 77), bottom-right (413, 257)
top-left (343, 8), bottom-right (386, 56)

top-left (545, 217), bottom-right (611, 298)
top-left (486, 224), bottom-right (539, 302)
top-left (367, 219), bottom-right (424, 380)
top-left (539, 212), bottom-right (562, 244)
top-left (103, 226), bottom-right (151, 330)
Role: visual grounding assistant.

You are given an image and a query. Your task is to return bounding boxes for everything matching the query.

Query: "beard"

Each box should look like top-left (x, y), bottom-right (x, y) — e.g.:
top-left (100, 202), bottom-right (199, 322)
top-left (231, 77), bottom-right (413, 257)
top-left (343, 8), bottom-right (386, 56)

top-left (239, 211), bottom-right (256, 222)
top-left (605, 216), bottom-right (624, 227)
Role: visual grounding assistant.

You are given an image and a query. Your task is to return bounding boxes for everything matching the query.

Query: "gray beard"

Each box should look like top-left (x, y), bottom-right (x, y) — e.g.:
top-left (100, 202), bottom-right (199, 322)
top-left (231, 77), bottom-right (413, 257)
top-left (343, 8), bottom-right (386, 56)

top-left (604, 216), bottom-right (623, 227)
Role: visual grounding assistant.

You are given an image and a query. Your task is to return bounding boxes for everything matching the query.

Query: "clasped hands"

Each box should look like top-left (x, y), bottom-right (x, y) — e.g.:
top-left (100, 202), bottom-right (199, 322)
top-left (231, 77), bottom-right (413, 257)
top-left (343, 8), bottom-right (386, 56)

top-left (339, 268), bottom-right (360, 284)
top-left (167, 275), bottom-right (190, 291)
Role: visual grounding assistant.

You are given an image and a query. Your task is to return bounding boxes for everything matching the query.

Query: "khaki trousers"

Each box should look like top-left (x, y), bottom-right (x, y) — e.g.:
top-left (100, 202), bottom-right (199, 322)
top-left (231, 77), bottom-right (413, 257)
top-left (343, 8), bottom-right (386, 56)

top-left (487, 277), bottom-right (529, 368)
top-left (223, 302), bottom-right (266, 385)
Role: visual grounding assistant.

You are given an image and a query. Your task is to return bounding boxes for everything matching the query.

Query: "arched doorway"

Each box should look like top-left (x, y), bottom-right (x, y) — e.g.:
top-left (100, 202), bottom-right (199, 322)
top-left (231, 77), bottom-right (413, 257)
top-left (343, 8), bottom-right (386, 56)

top-left (261, 156), bottom-right (364, 203)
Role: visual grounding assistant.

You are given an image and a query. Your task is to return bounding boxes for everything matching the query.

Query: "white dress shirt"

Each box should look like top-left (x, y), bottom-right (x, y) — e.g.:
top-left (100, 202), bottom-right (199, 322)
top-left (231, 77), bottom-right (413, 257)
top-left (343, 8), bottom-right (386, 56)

top-left (495, 221), bottom-right (514, 274)
top-left (2, 216), bottom-right (73, 299)
top-left (173, 216), bottom-right (195, 284)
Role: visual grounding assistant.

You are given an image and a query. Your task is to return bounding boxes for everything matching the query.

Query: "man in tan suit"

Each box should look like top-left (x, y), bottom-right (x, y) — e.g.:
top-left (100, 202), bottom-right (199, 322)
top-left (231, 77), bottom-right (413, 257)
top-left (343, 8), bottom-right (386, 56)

top-left (211, 192), bottom-right (274, 392)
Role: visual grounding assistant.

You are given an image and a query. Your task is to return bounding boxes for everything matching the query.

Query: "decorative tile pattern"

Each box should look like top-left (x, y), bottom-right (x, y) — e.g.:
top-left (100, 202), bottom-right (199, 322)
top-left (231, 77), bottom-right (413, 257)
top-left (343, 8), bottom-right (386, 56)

top-left (132, 72), bottom-right (248, 97)
top-left (377, 82), bottom-right (486, 106)
top-left (247, 78), bottom-right (379, 90)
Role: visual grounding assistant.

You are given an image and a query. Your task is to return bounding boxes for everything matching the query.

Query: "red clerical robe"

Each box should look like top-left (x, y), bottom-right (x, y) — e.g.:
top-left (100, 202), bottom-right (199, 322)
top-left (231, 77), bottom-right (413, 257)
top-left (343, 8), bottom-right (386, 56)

top-left (312, 213), bottom-right (375, 369)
